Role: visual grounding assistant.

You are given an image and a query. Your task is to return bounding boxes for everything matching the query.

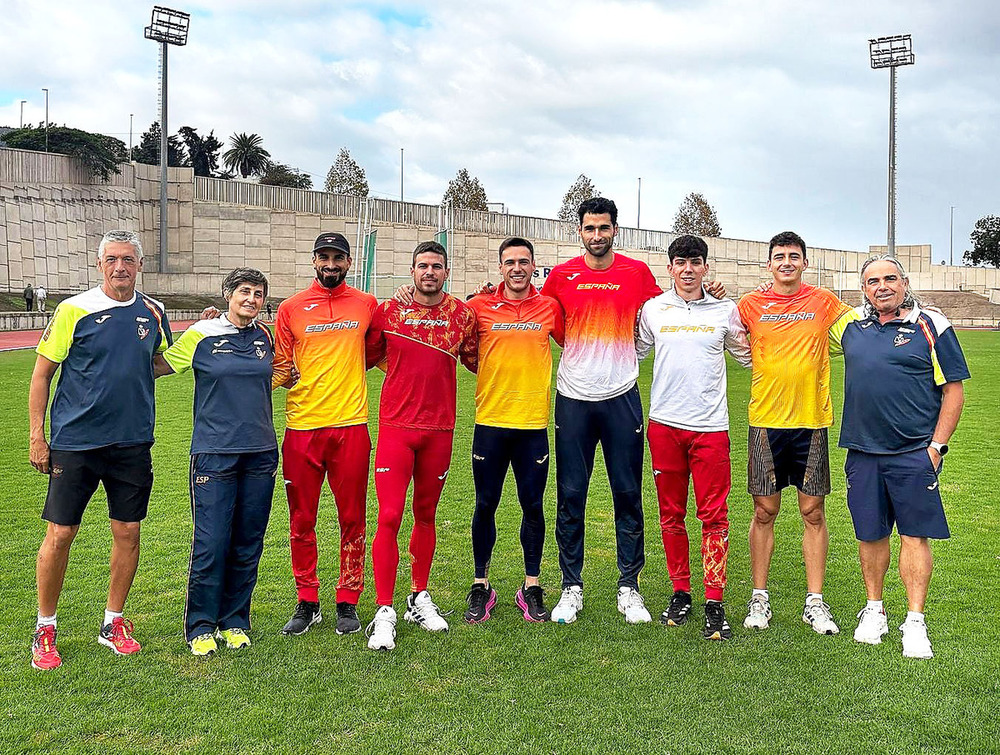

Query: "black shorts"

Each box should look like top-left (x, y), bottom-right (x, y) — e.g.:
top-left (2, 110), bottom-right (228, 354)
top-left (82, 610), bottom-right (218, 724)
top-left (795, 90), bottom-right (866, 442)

top-left (42, 444), bottom-right (154, 526)
top-left (747, 427), bottom-right (830, 497)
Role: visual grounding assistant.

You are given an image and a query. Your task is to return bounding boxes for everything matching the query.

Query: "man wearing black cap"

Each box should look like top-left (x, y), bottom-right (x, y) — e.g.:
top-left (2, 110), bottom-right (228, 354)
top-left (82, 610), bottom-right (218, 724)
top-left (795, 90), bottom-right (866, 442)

top-left (271, 232), bottom-right (379, 636)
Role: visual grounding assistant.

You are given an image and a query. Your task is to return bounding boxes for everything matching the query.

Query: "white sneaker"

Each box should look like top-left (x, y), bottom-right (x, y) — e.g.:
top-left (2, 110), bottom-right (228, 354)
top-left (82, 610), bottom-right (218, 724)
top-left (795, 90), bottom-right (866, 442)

top-left (743, 594), bottom-right (772, 630)
top-left (551, 586), bottom-right (583, 624)
top-left (853, 606), bottom-right (889, 645)
top-left (802, 599), bottom-right (840, 635)
top-left (366, 606), bottom-right (397, 651)
top-left (900, 617), bottom-right (934, 659)
top-left (403, 591), bottom-right (449, 632)
top-left (616, 587), bottom-right (652, 624)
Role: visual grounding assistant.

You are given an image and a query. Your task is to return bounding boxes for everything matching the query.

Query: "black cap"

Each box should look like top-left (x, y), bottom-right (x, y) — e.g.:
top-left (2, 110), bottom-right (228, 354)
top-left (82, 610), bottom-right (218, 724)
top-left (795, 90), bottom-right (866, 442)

top-left (312, 232), bottom-right (351, 255)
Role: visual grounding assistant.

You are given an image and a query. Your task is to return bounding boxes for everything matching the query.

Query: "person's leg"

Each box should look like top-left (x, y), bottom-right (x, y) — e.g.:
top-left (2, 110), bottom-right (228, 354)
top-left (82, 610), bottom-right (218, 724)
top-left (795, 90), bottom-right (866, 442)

top-left (647, 421), bottom-right (692, 595)
top-left (326, 424), bottom-right (372, 605)
top-left (554, 393), bottom-right (599, 589)
top-left (36, 523), bottom-right (80, 617)
top-left (185, 453), bottom-right (238, 639)
top-left (689, 430), bottom-right (731, 602)
top-left (471, 425), bottom-right (512, 583)
top-left (859, 538), bottom-right (891, 600)
top-left (409, 430), bottom-right (454, 595)
top-left (218, 450), bottom-right (277, 633)
top-left (508, 428), bottom-right (549, 585)
top-left (281, 429), bottom-right (326, 604)
top-left (372, 429), bottom-right (416, 606)
top-left (598, 387), bottom-right (646, 590)
top-left (102, 444), bottom-right (154, 614)
top-left (797, 492), bottom-right (829, 595)
top-left (747, 426), bottom-right (782, 591)
top-left (38, 450), bottom-right (101, 616)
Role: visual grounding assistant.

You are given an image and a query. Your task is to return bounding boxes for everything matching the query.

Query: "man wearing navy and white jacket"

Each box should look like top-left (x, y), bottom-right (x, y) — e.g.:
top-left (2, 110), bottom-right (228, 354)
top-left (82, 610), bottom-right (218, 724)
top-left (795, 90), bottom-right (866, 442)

top-left (636, 234), bottom-right (751, 640)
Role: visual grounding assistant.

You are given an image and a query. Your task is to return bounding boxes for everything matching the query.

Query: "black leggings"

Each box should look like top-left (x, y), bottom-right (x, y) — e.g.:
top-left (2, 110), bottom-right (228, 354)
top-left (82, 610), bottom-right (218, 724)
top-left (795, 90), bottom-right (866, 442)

top-left (471, 425), bottom-right (549, 579)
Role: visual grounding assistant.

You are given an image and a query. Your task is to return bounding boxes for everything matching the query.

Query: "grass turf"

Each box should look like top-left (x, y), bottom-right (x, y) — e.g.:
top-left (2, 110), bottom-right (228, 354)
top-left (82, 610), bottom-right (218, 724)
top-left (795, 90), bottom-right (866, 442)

top-left (0, 331), bottom-right (997, 754)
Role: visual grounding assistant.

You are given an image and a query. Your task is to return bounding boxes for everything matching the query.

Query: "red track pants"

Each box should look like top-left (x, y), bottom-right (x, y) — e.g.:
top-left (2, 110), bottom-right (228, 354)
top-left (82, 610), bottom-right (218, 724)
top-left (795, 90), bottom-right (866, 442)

top-left (647, 421), bottom-right (730, 601)
top-left (282, 425), bottom-right (371, 604)
top-left (371, 427), bottom-right (454, 606)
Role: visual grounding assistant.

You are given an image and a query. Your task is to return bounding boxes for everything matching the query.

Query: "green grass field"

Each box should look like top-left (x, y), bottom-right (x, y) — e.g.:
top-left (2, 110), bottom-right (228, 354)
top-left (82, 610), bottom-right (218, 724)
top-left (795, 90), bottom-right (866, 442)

top-left (1, 331), bottom-right (997, 754)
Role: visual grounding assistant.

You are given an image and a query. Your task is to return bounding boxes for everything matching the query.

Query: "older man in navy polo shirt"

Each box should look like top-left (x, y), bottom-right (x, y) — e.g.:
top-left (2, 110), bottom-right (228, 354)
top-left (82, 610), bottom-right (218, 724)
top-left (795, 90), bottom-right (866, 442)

top-left (830, 255), bottom-right (969, 659)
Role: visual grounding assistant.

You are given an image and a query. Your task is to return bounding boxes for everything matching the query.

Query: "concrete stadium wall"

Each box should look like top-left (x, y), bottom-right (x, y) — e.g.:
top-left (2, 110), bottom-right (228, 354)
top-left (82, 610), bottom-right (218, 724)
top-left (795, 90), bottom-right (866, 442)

top-left (4, 147), bottom-right (1000, 305)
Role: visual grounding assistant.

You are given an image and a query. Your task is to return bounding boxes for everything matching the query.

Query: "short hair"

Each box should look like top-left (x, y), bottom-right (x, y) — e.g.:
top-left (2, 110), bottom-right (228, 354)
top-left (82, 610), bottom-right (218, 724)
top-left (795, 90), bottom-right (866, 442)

top-left (498, 236), bottom-right (534, 262)
top-left (768, 231), bottom-right (806, 259)
top-left (859, 254), bottom-right (917, 317)
top-left (577, 197), bottom-right (618, 225)
top-left (222, 267), bottom-right (269, 299)
top-left (98, 230), bottom-right (142, 259)
top-left (412, 240), bottom-right (448, 267)
top-left (668, 234), bottom-right (708, 262)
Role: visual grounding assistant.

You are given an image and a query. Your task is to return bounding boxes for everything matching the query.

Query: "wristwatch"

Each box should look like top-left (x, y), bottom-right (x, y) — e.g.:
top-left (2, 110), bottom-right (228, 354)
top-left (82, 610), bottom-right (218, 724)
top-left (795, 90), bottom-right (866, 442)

top-left (929, 441), bottom-right (949, 456)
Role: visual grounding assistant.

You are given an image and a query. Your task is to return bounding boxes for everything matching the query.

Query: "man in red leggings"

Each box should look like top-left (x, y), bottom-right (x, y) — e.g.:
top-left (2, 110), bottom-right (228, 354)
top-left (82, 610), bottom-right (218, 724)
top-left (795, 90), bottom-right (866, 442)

top-left (364, 240), bottom-right (477, 651)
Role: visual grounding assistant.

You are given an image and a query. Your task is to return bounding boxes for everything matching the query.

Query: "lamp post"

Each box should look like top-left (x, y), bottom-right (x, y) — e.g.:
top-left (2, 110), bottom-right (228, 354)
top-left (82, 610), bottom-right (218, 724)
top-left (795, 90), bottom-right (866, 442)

top-left (637, 177), bottom-right (641, 229)
top-left (129, 113), bottom-right (134, 160)
top-left (145, 5), bottom-right (190, 273)
top-left (42, 88), bottom-right (49, 152)
top-left (19, 99), bottom-right (26, 128)
top-left (869, 34), bottom-right (915, 257)
top-left (400, 147), bottom-right (404, 202)
top-left (949, 205), bottom-right (955, 266)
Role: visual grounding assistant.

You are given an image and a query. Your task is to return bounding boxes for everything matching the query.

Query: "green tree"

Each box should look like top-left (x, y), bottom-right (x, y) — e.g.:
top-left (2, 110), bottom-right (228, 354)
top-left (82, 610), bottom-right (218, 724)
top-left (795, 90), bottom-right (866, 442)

top-left (178, 126), bottom-right (223, 177)
top-left (259, 162), bottom-right (312, 189)
top-left (672, 192), bottom-right (722, 237)
top-left (223, 132), bottom-right (271, 179)
top-left (964, 215), bottom-right (1000, 267)
top-left (324, 148), bottom-right (369, 196)
top-left (558, 174), bottom-right (600, 222)
top-left (442, 168), bottom-right (488, 211)
top-left (131, 121), bottom-right (185, 167)
top-left (4, 125), bottom-right (127, 181)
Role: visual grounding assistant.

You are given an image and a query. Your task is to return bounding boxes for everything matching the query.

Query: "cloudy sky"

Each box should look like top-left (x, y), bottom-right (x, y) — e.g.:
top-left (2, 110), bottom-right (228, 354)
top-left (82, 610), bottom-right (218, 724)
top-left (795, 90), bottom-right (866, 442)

top-left (4, 0), bottom-right (999, 262)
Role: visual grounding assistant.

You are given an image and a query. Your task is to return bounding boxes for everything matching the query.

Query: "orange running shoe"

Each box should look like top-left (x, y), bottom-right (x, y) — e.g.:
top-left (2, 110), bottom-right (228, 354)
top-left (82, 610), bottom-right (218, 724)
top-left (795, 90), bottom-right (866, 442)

top-left (98, 617), bottom-right (141, 655)
top-left (32, 624), bottom-right (62, 670)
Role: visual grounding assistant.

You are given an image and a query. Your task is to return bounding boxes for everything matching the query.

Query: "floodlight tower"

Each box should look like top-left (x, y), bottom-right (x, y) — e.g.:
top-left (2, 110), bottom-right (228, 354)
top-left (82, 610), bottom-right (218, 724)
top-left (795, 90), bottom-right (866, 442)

top-left (869, 34), bottom-right (915, 256)
top-left (145, 6), bottom-right (190, 272)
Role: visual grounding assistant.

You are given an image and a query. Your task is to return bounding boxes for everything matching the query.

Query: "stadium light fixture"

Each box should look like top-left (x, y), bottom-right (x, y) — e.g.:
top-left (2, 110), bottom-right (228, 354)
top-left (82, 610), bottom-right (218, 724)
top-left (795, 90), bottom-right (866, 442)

top-left (19, 99), bottom-right (27, 129)
top-left (869, 34), bottom-right (915, 256)
top-left (145, 5), bottom-right (190, 272)
top-left (42, 88), bottom-right (49, 152)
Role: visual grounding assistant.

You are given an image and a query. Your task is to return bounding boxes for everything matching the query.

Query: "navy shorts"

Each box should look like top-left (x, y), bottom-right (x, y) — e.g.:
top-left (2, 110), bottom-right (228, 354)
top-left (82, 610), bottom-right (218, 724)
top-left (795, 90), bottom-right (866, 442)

top-left (42, 444), bottom-right (154, 526)
top-left (748, 426), bottom-right (830, 497)
top-left (844, 448), bottom-right (950, 541)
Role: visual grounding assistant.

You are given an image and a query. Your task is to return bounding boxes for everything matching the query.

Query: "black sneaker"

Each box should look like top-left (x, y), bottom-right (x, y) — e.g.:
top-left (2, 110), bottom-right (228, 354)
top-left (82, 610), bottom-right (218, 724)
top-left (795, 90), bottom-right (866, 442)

top-left (281, 601), bottom-right (321, 636)
top-left (703, 601), bottom-right (733, 640)
top-left (515, 584), bottom-right (550, 623)
top-left (661, 590), bottom-right (693, 626)
top-left (335, 602), bottom-right (361, 635)
top-left (464, 583), bottom-right (497, 624)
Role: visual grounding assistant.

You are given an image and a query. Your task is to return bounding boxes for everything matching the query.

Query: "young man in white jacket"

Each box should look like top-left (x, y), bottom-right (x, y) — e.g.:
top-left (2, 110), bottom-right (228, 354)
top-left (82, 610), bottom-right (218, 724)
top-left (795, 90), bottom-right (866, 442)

top-left (636, 234), bottom-right (751, 639)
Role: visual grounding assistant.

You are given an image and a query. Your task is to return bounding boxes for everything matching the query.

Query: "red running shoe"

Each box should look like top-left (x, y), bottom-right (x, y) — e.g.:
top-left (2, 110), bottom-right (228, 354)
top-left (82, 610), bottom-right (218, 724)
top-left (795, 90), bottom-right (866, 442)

top-left (32, 624), bottom-right (62, 670)
top-left (98, 617), bottom-right (142, 655)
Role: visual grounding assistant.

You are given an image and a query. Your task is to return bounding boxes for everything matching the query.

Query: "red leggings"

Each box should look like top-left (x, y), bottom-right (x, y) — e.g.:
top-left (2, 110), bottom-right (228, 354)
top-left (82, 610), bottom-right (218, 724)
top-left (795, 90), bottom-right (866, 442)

top-left (282, 425), bottom-right (371, 604)
top-left (647, 421), bottom-right (730, 601)
top-left (372, 427), bottom-right (454, 606)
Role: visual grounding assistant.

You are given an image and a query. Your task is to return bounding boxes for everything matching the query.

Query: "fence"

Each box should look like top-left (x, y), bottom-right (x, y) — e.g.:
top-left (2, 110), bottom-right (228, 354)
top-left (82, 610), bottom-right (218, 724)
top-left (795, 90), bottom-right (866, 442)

top-left (0, 147), bottom-right (135, 186)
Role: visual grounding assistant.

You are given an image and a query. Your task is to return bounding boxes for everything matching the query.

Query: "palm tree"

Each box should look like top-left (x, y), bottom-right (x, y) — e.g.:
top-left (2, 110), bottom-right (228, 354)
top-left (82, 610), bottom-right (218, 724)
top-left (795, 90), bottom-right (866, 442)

top-left (222, 132), bottom-right (271, 179)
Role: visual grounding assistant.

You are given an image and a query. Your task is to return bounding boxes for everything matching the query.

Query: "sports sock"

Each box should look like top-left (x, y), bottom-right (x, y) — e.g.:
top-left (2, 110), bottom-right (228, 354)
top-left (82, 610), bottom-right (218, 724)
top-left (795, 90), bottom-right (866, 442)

top-left (806, 592), bottom-right (823, 605)
top-left (866, 599), bottom-right (884, 613)
top-left (906, 610), bottom-right (925, 624)
top-left (752, 588), bottom-right (769, 601)
top-left (104, 609), bottom-right (123, 627)
top-left (37, 612), bottom-right (57, 629)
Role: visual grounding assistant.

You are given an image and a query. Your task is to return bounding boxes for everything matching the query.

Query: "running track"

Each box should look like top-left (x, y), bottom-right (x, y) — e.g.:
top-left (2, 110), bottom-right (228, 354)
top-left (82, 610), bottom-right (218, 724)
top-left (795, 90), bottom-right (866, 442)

top-left (0, 321), bottom-right (197, 353)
